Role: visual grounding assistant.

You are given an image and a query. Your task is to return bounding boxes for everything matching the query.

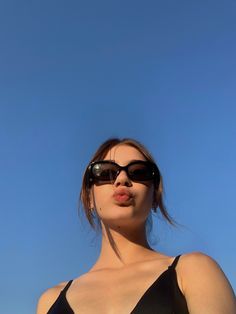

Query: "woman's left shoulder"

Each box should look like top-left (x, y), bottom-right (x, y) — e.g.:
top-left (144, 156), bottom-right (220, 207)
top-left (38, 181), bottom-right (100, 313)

top-left (176, 252), bottom-right (236, 313)
top-left (178, 251), bottom-right (220, 270)
top-left (177, 251), bottom-right (228, 282)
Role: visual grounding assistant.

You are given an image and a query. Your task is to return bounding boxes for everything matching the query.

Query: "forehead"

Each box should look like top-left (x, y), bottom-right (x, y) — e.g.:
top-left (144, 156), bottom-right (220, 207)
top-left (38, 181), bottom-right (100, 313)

top-left (103, 144), bottom-right (146, 164)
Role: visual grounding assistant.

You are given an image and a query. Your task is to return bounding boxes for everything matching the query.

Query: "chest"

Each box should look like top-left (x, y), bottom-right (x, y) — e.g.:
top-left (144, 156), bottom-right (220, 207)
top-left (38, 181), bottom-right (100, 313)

top-left (66, 268), bottom-right (174, 314)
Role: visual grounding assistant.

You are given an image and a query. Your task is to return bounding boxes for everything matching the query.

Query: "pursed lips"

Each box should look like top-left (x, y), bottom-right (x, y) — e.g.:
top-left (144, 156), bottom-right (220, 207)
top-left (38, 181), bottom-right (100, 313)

top-left (113, 189), bottom-right (133, 202)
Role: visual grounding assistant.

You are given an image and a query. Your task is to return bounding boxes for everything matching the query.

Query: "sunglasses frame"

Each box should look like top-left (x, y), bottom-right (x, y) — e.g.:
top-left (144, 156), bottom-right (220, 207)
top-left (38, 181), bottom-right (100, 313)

top-left (86, 160), bottom-right (160, 185)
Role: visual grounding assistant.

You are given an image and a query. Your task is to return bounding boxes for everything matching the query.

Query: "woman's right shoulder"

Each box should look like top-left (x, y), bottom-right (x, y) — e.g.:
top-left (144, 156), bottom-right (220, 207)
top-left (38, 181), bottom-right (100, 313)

top-left (36, 281), bottom-right (70, 314)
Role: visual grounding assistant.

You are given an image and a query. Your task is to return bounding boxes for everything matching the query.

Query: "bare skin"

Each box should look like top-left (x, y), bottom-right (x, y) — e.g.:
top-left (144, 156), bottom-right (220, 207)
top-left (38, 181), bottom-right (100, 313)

top-left (37, 145), bottom-right (236, 314)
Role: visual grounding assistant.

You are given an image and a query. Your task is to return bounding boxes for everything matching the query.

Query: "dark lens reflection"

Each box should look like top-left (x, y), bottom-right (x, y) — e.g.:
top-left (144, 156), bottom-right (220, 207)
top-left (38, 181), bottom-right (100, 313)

top-left (92, 163), bottom-right (118, 181)
top-left (128, 163), bottom-right (152, 180)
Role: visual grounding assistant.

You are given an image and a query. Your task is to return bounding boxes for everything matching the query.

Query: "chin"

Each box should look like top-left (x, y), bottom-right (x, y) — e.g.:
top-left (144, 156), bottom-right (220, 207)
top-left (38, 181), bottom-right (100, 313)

top-left (102, 213), bottom-right (144, 228)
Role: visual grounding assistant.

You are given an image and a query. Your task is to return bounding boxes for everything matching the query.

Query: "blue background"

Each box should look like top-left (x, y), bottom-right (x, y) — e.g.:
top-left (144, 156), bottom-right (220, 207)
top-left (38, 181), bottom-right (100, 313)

top-left (0, 1), bottom-right (235, 313)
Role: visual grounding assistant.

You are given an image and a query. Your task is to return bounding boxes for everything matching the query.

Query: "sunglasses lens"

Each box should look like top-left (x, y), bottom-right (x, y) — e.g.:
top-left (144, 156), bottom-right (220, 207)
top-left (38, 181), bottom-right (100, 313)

top-left (91, 163), bottom-right (118, 181)
top-left (128, 163), bottom-right (153, 181)
top-left (88, 161), bottom-right (158, 184)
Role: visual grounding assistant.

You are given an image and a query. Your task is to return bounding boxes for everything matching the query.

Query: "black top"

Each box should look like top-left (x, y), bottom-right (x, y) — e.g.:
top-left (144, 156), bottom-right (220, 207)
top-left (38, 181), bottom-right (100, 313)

top-left (47, 255), bottom-right (189, 314)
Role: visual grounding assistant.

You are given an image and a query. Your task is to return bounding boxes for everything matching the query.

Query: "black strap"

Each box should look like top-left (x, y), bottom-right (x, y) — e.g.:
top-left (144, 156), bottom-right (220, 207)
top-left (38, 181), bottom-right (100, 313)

top-left (61, 280), bottom-right (73, 294)
top-left (169, 255), bottom-right (181, 270)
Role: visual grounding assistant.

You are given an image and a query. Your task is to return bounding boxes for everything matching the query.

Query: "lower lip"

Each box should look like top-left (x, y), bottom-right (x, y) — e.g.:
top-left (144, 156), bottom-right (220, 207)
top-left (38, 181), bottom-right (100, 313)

top-left (113, 194), bottom-right (131, 202)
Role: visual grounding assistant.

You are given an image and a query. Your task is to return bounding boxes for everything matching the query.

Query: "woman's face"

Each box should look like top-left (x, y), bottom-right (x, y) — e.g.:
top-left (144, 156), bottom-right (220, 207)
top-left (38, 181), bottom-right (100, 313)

top-left (90, 144), bottom-right (155, 230)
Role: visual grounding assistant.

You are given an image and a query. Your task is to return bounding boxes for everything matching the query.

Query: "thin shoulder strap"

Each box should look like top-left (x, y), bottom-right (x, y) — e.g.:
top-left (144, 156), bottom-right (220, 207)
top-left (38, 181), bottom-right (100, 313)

top-left (61, 280), bottom-right (73, 294)
top-left (169, 255), bottom-right (181, 270)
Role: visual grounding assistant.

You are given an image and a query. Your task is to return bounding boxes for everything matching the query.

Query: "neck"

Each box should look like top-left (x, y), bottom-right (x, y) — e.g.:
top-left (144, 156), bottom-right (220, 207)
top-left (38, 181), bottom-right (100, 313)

top-left (90, 222), bottom-right (157, 271)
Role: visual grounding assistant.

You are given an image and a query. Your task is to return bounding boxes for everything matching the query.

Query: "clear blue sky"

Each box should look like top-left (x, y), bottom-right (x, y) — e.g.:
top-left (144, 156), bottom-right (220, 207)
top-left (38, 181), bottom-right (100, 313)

top-left (0, 1), bottom-right (235, 313)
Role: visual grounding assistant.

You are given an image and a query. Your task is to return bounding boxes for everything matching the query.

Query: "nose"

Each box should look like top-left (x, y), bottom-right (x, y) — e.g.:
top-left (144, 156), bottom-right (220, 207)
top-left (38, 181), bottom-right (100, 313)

top-left (114, 169), bottom-right (132, 187)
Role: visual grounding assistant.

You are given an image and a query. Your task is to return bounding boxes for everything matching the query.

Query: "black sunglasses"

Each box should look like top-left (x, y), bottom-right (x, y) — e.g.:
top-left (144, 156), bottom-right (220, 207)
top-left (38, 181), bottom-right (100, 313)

top-left (86, 160), bottom-right (160, 185)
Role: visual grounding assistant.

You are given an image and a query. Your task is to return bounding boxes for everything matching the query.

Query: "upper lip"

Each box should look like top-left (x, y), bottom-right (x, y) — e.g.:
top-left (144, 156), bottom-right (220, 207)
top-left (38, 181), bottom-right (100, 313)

top-left (113, 189), bottom-right (133, 198)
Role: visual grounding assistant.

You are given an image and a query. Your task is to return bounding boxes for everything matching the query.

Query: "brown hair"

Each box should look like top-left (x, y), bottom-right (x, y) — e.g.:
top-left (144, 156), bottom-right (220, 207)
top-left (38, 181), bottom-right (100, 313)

top-left (79, 138), bottom-right (175, 229)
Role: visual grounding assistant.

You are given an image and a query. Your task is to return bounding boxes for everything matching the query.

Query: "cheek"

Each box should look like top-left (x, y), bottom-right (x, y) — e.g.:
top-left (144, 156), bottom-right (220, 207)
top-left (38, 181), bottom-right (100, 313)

top-left (91, 186), bottom-right (109, 210)
top-left (136, 185), bottom-right (154, 209)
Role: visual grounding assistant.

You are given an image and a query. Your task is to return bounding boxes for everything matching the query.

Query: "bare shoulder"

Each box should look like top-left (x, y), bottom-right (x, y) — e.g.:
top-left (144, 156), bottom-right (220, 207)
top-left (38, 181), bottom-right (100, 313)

top-left (178, 251), bottom-right (233, 290)
top-left (178, 251), bottom-right (223, 272)
top-left (36, 281), bottom-right (69, 314)
top-left (178, 251), bottom-right (231, 282)
top-left (177, 252), bottom-right (236, 314)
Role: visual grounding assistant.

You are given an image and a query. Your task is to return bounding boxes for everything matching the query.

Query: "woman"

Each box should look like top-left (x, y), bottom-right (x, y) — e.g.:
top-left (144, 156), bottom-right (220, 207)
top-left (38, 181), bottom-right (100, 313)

top-left (37, 138), bottom-right (236, 314)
